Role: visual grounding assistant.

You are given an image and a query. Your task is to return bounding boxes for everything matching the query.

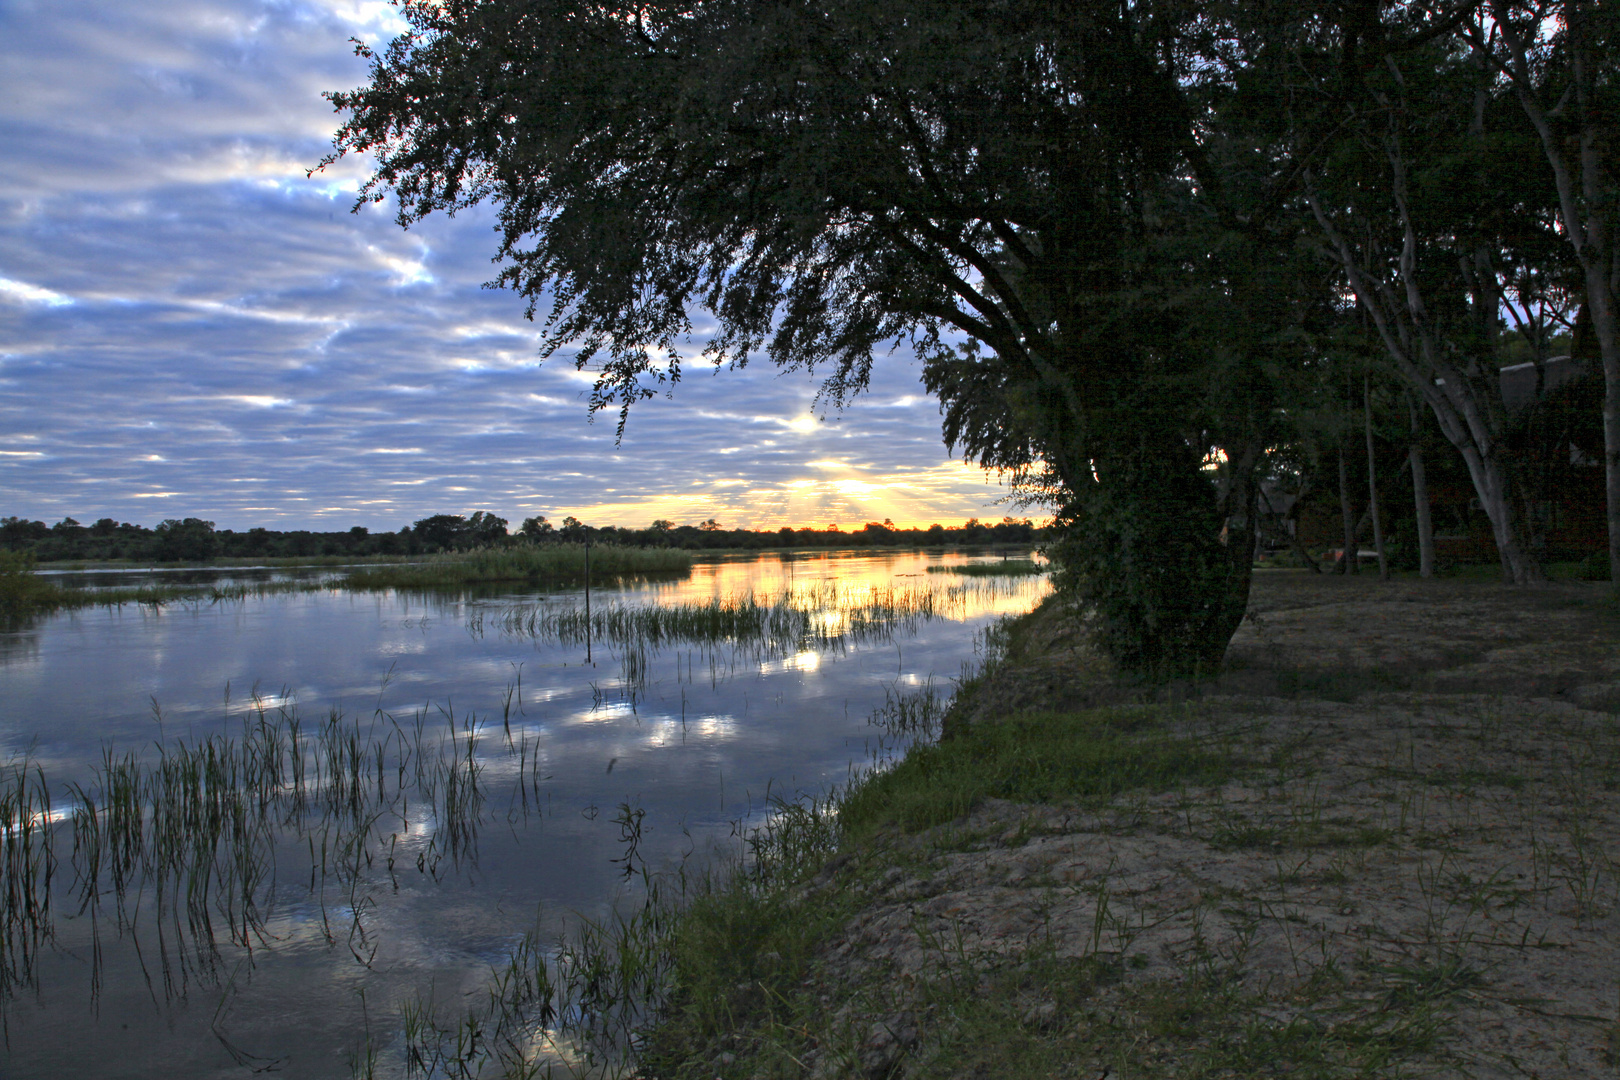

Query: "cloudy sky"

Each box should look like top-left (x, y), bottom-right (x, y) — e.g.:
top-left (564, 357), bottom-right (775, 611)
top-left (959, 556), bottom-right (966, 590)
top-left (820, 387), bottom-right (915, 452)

top-left (0, 0), bottom-right (1021, 533)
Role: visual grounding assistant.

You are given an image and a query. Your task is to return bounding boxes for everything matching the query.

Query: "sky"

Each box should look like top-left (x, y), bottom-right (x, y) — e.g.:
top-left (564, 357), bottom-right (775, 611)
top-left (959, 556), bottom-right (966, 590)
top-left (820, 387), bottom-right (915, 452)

top-left (0, 0), bottom-right (1022, 533)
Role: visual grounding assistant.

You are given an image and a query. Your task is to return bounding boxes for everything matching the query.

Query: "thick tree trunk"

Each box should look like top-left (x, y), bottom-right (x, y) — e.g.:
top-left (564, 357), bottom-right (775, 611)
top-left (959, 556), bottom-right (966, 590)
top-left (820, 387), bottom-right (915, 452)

top-left (1365, 378), bottom-right (1388, 580)
top-left (1573, 241), bottom-right (1620, 591)
top-left (1215, 437), bottom-right (1264, 644)
top-left (1338, 443), bottom-right (1357, 575)
top-left (1601, 295), bottom-right (1620, 588)
top-left (1575, 271), bottom-right (1620, 588)
top-left (1409, 397), bottom-right (1436, 578)
top-left (1449, 438), bottom-right (1541, 584)
top-left (1051, 425), bottom-right (1256, 678)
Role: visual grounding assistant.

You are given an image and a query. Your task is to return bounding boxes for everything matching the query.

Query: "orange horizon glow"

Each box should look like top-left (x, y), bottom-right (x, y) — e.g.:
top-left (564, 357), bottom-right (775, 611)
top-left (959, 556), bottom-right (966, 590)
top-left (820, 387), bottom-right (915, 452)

top-left (536, 514), bottom-right (1049, 532)
top-left (514, 458), bottom-right (1050, 533)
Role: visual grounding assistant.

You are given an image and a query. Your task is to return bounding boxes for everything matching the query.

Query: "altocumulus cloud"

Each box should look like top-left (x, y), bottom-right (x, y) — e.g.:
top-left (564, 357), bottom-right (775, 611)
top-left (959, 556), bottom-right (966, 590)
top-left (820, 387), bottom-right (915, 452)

top-left (0, 0), bottom-right (1015, 531)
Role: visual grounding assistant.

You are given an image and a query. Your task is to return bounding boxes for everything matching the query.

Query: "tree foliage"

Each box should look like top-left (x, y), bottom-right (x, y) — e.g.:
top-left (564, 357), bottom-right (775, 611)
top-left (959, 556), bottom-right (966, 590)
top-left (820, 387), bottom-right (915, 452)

top-left (323, 0), bottom-right (1620, 668)
top-left (326, 0), bottom-right (1313, 675)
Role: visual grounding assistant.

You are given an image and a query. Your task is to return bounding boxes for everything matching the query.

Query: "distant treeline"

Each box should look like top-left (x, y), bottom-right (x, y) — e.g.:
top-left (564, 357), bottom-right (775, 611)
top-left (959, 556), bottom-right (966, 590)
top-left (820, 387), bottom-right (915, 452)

top-left (0, 512), bottom-right (1043, 563)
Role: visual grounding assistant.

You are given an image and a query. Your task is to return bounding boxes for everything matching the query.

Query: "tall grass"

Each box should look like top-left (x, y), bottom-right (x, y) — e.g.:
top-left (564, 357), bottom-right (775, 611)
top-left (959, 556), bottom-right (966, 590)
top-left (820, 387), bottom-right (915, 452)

top-left (0, 759), bottom-right (55, 999)
top-left (390, 789), bottom-right (848, 1078)
top-left (343, 543), bottom-right (693, 591)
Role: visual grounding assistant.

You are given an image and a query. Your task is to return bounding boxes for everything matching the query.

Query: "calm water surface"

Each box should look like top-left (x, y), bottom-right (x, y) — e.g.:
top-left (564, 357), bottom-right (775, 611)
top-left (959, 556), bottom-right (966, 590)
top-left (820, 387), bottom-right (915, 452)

top-left (0, 550), bottom-right (1045, 1077)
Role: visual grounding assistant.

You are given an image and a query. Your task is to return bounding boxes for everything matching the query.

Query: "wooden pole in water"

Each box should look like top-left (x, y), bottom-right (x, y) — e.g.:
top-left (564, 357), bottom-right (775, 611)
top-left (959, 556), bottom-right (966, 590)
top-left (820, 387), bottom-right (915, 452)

top-left (584, 538), bottom-right (592, 664)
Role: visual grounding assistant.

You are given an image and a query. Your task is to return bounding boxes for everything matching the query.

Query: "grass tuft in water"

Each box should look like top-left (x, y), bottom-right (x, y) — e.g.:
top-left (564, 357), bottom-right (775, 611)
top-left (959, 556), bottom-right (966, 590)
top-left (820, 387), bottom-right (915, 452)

top-left (4, 694), bottom-right (508, 1007)
top-left (494, 580), bottom-right (1008, 658)
top-left (0, 759), bottom-right (56, 998)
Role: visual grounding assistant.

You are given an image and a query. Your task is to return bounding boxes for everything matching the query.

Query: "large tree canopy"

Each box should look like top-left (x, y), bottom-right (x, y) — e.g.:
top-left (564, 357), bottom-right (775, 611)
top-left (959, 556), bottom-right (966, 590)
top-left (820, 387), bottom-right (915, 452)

top-left (328, 1), bottom-right (1205, 420)
top-left (327, 0), bottom-right (1616, 670)
top-left (326, 0), bottom-right (1299, 676)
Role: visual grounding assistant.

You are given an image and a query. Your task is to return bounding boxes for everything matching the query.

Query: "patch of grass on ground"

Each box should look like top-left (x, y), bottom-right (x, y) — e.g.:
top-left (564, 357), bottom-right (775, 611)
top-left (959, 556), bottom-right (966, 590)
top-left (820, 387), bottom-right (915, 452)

top-left (634, 703), bottom-right (1248, 1079)
top-left (880, 945), bottom-right (1452, 1080)
top-left (841, 706), bottom-right (1239, 837)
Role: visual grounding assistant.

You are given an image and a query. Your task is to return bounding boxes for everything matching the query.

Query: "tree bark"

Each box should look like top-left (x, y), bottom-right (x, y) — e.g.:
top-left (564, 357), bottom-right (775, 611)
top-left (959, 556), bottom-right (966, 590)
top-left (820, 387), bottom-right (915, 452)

top-left (1365, 377), bottom-right (1388, 580)
top-left (1338, 442), bottom-right (1357, 575)
top-left (1409, 396), bottom-right (1436, 578)
top-left (1485, 2), bottom-right (1618, 593)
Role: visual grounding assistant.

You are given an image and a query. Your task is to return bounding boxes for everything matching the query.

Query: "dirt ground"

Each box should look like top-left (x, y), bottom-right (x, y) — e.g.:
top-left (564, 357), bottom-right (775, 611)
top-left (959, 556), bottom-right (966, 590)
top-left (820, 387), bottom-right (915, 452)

top-left (796, 574), bottom-right (1620, 1079)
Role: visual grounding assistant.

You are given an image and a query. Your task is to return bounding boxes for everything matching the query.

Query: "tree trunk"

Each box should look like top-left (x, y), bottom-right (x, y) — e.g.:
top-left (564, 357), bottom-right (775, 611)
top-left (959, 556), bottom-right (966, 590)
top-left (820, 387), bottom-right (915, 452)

top-left (1409, 396), bottom-right (1436, 579)
top-left (1365, 377), bottom-right (1388, 580)
top-left (1305, 179), bottom-right (1544, 584)
top-left (1576, 269), bottom-right (1620, 589)
top-left (1050, 425), bottom-right (1255, 678)
top-left (1489, 3), bottom-right (1616, 591)
top-left (1338, 443), bottom-right (1357, 575)
top-left (1449, 439), bottom-right (1541, 584)
top-left (1215, 436), bottom-right (1265, 640)
top-left (1600, 293), bottom-right (1620, 589)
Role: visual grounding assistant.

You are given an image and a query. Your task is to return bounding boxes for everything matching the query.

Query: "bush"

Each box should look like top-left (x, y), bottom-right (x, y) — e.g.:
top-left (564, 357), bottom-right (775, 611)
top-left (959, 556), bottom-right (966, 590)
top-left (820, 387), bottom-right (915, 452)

top-left (1579, 549), bottom-right (1612, 582)
top-left (0, 551), bottom-right (62, 617)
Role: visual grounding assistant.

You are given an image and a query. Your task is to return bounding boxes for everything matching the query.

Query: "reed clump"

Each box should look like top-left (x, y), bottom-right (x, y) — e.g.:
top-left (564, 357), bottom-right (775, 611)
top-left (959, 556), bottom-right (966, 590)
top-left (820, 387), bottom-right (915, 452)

top-left (925, 559), bottom-right (1047, 577)
top-left (495, 581), bottom-right (962, 656)
top-left (342, 543), bottom-right (693, 591)
top-left (0, 551), bottom-right (67, 618)
top-left (0, 693), bottom-right (518, 1008)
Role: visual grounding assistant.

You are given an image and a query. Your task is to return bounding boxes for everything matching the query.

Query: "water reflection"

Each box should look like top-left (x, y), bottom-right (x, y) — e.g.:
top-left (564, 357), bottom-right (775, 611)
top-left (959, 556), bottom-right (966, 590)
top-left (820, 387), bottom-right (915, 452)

top-left (0, 550), bottom-right (1046, 1077)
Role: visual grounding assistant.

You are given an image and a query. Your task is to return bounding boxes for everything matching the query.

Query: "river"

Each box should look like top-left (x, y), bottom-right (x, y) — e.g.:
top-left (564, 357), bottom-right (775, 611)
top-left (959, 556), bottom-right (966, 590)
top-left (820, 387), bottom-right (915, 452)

top-left (0, 548), bottom-right (1046, 1077)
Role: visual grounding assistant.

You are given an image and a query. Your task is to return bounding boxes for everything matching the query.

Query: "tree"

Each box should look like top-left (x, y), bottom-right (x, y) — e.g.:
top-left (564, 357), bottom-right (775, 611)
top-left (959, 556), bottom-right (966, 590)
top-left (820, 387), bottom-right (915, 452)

top-left (465, 510), bottom-right (510, 546)
top-left (1283, 19), bottom-right (1565, 583)
top-left (1467, 1), bottom-right (1620, 589)
top-left (325, 0), bottom-right (1336, 674)
top-left (411, 514), bottom-right (467, 551)
top-left (1217, 1), bottom-right (1612, 585)
top-left (154, 518), bottom-right (218, 562)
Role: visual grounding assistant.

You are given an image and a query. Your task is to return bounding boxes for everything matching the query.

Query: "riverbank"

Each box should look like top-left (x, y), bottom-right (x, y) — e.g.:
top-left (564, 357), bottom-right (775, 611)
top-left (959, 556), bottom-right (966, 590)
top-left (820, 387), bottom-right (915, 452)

top-left (634, 572), bottom-right (1620, 1079)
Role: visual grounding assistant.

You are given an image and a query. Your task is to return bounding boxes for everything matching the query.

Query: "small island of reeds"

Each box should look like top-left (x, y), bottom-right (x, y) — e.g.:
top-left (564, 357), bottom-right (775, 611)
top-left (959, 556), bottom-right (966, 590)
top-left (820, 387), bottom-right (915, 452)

top-left (335, 543), bottom-right (693, 591)
top-left (0, 544), bottom-right (697, 620)
top-left (925, 559), bottom-right (1047, 577)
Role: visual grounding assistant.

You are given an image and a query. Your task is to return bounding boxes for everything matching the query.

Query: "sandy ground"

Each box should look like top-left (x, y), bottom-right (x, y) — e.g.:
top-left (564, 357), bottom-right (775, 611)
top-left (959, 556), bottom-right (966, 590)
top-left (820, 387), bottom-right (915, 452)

top-left (799, 574), bottom-right (1620, 1078)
